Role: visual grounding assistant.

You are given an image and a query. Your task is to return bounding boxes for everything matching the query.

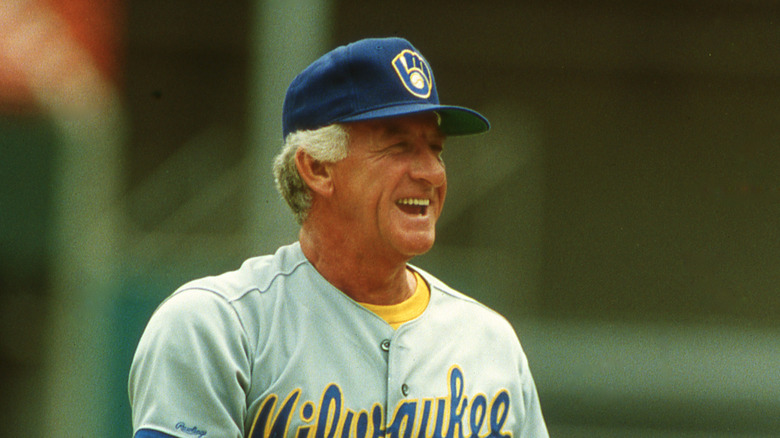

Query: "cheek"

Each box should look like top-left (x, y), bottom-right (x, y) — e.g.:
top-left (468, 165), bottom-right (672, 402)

top-left (341, 178), bottom-right (386, 219)
top-left (437, 181), bottom-right (447, 211)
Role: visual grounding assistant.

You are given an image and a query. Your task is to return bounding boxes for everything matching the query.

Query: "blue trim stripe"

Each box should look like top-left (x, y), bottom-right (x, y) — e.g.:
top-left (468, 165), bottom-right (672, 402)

top-left (135, 429), bottom-right (177, 438)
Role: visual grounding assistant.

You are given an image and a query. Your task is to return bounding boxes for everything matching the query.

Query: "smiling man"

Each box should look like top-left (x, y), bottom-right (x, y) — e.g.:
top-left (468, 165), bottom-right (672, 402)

top-left (129, 37), bottom-right (548, 438)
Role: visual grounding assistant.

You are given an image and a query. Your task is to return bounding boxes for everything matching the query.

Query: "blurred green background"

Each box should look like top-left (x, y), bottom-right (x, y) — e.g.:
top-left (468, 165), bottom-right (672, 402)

top-left (1, 0), bottom-right (778, 436)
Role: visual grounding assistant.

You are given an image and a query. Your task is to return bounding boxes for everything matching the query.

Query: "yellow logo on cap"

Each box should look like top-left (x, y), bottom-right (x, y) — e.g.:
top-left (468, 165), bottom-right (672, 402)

top-left (392, 50), bottom-right (432, 99)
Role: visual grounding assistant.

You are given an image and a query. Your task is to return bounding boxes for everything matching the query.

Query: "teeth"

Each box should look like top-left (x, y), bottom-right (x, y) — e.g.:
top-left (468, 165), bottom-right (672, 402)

top-left (397, 198), bottom-right (430, 206)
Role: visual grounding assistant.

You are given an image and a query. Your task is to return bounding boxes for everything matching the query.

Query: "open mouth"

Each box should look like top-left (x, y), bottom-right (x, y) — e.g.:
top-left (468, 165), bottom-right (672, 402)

top-left (397, 198), bottom-right (429, 216)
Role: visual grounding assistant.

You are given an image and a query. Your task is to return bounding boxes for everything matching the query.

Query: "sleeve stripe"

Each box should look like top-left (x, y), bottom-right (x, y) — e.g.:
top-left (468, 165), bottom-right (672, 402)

top-left (135, 429), bottom-right (178, 438)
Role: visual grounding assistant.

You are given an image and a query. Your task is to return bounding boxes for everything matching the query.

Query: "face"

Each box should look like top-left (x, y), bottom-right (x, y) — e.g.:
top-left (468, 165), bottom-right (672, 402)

top-left (324, 113), bottom-right (447, 263)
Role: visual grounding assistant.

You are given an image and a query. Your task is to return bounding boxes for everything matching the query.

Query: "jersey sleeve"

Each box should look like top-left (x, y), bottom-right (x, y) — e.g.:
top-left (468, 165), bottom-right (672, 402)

top-left (128, 288), bottom-right (252, 438)
top-left (515, 337), bottom-right (550, 437)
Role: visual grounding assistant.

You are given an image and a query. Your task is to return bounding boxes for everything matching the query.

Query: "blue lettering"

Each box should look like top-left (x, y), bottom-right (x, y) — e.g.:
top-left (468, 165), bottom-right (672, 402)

top-left (175, 422), bottom-right (207, 438)
top-left (417, 399), bottom-right (434, 438)
top-left (371, 404), bottom-right (386, 438)
top-left (487, 391), bottom-right (511, 438)
top-left (446, 368), bottom-right (468, 438)
top-left (387, 401), bottom-right (417, 438)
top-left (468, 395), bottom-right (487, 438)
top-left (355, 410), bottom-right (370, 438)
top-left (296, 401), bottom-right (317, 438)
top-left (248, 367), bottom-right (513, 438)
top-left (296, 425), bottom-right (313, 438)
top-left (340, 411), bottom-right (355, 438)
top-left (431, 398), bottom-right (448, 438)
top-left (316, 385), bottom-right (342, 438)
top-left (250, 390), bottom-right (300, 438)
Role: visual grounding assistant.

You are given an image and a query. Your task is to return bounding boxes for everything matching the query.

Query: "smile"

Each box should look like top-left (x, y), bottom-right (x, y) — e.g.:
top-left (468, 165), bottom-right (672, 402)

top-left (397, 198), bottom-right (430, 215)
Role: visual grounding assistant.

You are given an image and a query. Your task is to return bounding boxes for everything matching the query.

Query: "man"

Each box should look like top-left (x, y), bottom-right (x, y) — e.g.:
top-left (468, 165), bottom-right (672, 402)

top-left (129, 37), bottom-right (548, 438)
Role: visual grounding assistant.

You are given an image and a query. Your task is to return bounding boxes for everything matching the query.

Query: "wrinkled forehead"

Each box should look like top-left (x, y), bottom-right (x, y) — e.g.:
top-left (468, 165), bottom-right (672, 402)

top-left (345, 112), bottom-right (446, 143)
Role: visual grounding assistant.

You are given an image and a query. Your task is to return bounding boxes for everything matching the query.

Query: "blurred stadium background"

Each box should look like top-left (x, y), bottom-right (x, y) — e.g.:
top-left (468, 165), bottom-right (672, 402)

top-left (1, 0), bottom-right (778, 436)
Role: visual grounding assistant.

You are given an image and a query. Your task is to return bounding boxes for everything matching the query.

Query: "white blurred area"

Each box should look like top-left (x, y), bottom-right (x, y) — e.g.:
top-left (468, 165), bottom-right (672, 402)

top-left (1, 0), bottom-right (778, 436)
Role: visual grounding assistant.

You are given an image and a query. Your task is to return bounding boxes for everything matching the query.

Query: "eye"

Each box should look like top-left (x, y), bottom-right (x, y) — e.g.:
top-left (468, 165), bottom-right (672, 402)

top-left (385, 141), bottom-right (410, 154)
top-left (431, 144), bottom-right (445, 161)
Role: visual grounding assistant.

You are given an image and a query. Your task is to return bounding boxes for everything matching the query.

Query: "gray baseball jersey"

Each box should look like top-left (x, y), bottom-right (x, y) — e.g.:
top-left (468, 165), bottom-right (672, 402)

top-left (128, 242), bottom-right (548, 437)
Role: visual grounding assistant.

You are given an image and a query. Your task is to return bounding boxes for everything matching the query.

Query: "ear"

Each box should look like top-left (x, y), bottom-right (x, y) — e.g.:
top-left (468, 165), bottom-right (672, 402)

top-left (295, 148), bottom-right (334, 197)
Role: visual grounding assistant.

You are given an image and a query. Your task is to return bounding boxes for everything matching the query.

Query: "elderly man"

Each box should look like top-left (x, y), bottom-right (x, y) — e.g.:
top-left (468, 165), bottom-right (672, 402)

top-left (129, 37), bottom-right (548, 438)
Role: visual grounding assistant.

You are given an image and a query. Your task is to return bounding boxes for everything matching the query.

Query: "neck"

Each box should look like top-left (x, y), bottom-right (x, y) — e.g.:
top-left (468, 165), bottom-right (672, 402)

top-left (299, 224), bottom-right (416, 305)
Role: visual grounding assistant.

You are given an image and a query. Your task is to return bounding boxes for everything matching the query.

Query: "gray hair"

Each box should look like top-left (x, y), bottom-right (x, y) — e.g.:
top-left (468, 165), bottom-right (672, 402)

top-left (273, 124), bottom-right (350, 224)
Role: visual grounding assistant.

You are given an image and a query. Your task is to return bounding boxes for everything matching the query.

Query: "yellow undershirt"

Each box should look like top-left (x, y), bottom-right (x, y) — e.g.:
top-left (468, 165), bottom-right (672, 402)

top-left (359, 270), bottom-right (430, 329)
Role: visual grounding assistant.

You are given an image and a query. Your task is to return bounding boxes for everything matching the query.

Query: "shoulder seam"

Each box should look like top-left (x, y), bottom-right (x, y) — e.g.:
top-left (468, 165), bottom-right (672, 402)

top-left (173, 256), bottom-right (311, 303)
top-left (255, 257), bottom-right (311, 295)
top-left (168, 257), bottom-right (312, 369)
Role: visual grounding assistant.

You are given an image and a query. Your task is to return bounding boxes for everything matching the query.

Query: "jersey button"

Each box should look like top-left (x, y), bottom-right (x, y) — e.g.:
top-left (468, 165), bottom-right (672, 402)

top-left (401, 383), bottom-right (410, 396)
top-left (380, 339), bottom-right (391, 351)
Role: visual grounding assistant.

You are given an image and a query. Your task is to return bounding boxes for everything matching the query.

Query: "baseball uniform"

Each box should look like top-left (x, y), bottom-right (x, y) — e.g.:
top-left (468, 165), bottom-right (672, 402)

top-left (128, 242), bottom-right (548, 437)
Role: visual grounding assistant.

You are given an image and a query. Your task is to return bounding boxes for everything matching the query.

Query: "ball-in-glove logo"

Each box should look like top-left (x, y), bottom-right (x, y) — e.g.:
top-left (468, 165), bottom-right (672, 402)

top-left (392, 49), bottom-right (432, 99)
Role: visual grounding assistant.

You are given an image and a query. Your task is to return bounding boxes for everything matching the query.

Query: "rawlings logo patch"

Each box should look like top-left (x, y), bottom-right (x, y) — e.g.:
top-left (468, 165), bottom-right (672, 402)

top-left (175, 422), bottom-right (207, 437)
top-left (392, 49), bottom-right (433, 99)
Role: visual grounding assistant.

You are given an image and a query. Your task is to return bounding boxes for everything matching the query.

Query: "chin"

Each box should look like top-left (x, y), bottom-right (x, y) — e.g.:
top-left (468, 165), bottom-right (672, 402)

top-left (396, 234), bottom-right (436, 258)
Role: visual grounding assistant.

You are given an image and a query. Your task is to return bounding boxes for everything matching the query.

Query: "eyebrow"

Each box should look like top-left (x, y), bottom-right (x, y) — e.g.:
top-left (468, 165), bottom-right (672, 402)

top-left (380, 121), bottom-right (445, 142)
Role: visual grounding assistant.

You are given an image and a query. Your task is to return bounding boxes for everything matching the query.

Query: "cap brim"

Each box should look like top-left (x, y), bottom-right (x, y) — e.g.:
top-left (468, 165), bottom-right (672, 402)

top-left (337, 103), bottom-right (489, 136)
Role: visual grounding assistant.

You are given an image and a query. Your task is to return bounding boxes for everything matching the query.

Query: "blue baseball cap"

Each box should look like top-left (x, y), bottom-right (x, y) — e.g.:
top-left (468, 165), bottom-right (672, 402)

top-left (282, 37), bottom-right (490, 139)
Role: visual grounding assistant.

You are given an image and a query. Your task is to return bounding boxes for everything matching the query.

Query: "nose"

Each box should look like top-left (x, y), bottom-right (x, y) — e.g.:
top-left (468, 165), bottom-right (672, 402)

top-left (409, 145), bottom-right (446, 187)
